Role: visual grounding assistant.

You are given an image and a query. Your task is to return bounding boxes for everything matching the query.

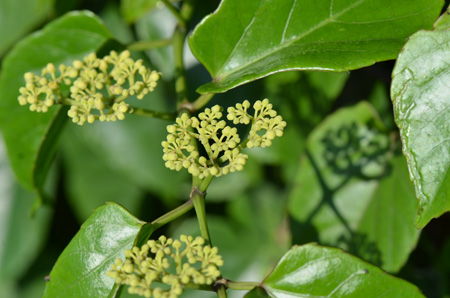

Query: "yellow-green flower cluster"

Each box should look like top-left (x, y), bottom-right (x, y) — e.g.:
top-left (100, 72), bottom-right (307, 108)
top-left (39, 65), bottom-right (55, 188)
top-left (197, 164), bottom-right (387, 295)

top-left (227, 99), bottom-right (286, 148)
top-left (18, 50), bottom-right (160, 125)
top-left (162, 99), bottom-right (286, 179)
top-left (106, 235), bottom-right (223, 298)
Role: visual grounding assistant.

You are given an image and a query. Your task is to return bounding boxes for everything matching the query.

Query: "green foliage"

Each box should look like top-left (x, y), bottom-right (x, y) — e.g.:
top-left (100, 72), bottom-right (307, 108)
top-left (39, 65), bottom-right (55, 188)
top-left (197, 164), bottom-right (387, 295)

top-left (189, 0), bottom-right (443, 93)
top-left (1, 1), bottom-right (450, 298)
top-left (0, 0), bottom-right (53, 57)
top-left (289, 102), bottom-right (420, 273)
top-left (391, 15), bottom-right (450, 228)
top-left (42, 202), bottom-right (153, 298)
top-left (0, 11), bottom-right (112, 199)
top-left (262, 244), bottom-right (425, 298)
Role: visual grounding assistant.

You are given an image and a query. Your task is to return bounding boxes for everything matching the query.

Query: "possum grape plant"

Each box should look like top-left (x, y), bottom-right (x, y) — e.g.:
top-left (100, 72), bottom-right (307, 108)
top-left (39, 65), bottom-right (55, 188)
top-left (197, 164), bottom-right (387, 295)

top-left (0, 0), bottom-right (450, 298)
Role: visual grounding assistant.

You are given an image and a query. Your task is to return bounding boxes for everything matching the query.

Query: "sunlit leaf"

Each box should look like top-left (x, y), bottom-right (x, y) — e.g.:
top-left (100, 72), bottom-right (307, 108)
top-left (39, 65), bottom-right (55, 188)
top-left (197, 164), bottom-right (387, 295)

top-left (43, 202), bottom-right (153, 298)
top-left (391, 19), bottom-right (450, 228)
top-left (189, 0), bottom-right (443, 93)
top-left (263, 244), bottom-right (425, 298)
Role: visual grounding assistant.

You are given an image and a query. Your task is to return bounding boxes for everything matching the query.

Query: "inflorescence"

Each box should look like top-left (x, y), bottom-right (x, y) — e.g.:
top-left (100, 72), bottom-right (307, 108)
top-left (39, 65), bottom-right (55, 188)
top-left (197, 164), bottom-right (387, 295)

top-left (18, 50), bottom-right (160, 125)
top-left (162, 99), bottom-right (286, 179)
top-left (107, 235), bottom-right (223, 298)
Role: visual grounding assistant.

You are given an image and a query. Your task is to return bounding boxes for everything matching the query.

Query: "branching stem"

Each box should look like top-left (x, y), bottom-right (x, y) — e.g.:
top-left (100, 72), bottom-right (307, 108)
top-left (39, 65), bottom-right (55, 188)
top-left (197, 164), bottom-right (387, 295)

top-left (191, 186), bottom-right (211, 245)
top-left (216, 285), bottom-right (228, 298)
top-left (172, 0), bottom-right (195, 106)
top-left (151, 199), bottom-right (194, 230)
top-left (192, 93), bottom-right (215, 111)
top-left (225, 281), bottom-right (260, 291)
top-left (130, 107), bottom-right (176, 121)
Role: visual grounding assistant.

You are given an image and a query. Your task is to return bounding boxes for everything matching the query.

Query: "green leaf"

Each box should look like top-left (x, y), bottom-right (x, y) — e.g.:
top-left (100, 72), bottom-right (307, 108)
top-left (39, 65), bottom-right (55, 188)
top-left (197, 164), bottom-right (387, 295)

top-left (0, 11), bottom-right (112, 198)
top-left (356, 155), bottom-right (420, 271)
top-left (263, 244), bottom-right (425, 298)
top-left (433, 6), bottom-right (450, 30)
top-left (0, 0), bottom-right (53, 57)
top-left (288, 102), bottom-right (420, 272)
top-left (120, 0), bottom-right (159, 23)
top-left (391, 23), bottom-right (450, 228)
top-left (0, 137), bottom-right (52, 280)
top-left (43, 202), bottom-right (153, 298)
top-left (61, 126), bottom-right (144, 223)
top-left (189, 0), bottom-right (443, 94)
top-left (244, 287), bottom-right (271, 298)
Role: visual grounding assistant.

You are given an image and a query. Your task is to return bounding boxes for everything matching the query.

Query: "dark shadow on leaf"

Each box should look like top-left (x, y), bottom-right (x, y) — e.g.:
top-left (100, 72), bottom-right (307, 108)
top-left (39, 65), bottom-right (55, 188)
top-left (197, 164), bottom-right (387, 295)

top-left (337, 232), bottom-right (383, 267)
top-left (321, 121), bottom-right (390, 180)
top-left (291, 120), bottom-right (391, 268)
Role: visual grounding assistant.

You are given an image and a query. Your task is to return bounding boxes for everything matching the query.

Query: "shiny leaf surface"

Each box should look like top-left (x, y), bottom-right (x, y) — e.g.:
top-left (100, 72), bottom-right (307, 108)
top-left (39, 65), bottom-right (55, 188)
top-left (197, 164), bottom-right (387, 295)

top-left (0, 11), bottom-right (112, 195)
top-left (263, 244), bottom-right (425, 297)
top-left (289, 102), bottom-right (420, 272)
top-left (391, 23), bottom-right (450, 228)
top-left (43, 202), bottom-right (152, 298)
top-left (189, 0), bottom-right (443, 93)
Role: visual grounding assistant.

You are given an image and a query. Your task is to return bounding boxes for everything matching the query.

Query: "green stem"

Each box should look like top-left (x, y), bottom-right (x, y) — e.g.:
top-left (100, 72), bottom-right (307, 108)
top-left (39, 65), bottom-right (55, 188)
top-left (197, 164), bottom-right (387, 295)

top-left (151, 199), bottom-right (194, 230)
top-left (172, 0), bottom-right (196, 106)
top-left (173, 26), bottom-right (188, 105)
top-left (192, 93), bottom-right (215, 111)
top-left (191, 186), bottom-right (211, 245)
top-left (184, 283), bottom-right (214, 291)
top-left (226, 281), bottom-right (260, 291)
top-left (130, 107), bottom-right (176, 121)
top-left (127, 39), bottom-right (172, 51)
top-left (161, 0), bottom-right (186, 28)
top-left (199, 175), bottom-right (214, 193)
top-left (216, 285), bottom-right (228, 298)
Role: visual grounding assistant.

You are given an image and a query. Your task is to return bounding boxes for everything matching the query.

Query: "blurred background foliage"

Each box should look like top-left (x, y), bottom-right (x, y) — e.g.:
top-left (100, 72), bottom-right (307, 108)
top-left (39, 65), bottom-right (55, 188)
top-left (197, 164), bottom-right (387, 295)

top-left (0, 0), bottom-right (449, 298)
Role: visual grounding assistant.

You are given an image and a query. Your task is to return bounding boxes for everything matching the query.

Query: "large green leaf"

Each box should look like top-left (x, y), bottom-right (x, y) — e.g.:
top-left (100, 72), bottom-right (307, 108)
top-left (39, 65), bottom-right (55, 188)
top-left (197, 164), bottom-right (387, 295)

top-left (0, 0), bottom-right (52, 57)
top-left (189, 0), bottom-right (443, 94)
top-left (0, 11), bottom-right (112, 198)
top-left (289, 102), bottom-right (420, 272)
top-left (43, 202), bottom-right (153, 298)
top-left (263, 244), bottom-right (425, 298)
top-left (391, 16), bottom-right (450, 229)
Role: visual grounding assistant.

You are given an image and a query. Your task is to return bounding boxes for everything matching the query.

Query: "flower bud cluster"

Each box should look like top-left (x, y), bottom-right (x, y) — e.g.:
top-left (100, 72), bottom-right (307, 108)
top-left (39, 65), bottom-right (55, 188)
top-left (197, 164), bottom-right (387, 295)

top-left (107, 235), bottom-right (223, 298)
top-left (162, 99), bottom-right (286, 179)
top-left (18, 50), bottom-right (160, 125)
top-left (227, 99), bottom-right (286, 148)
